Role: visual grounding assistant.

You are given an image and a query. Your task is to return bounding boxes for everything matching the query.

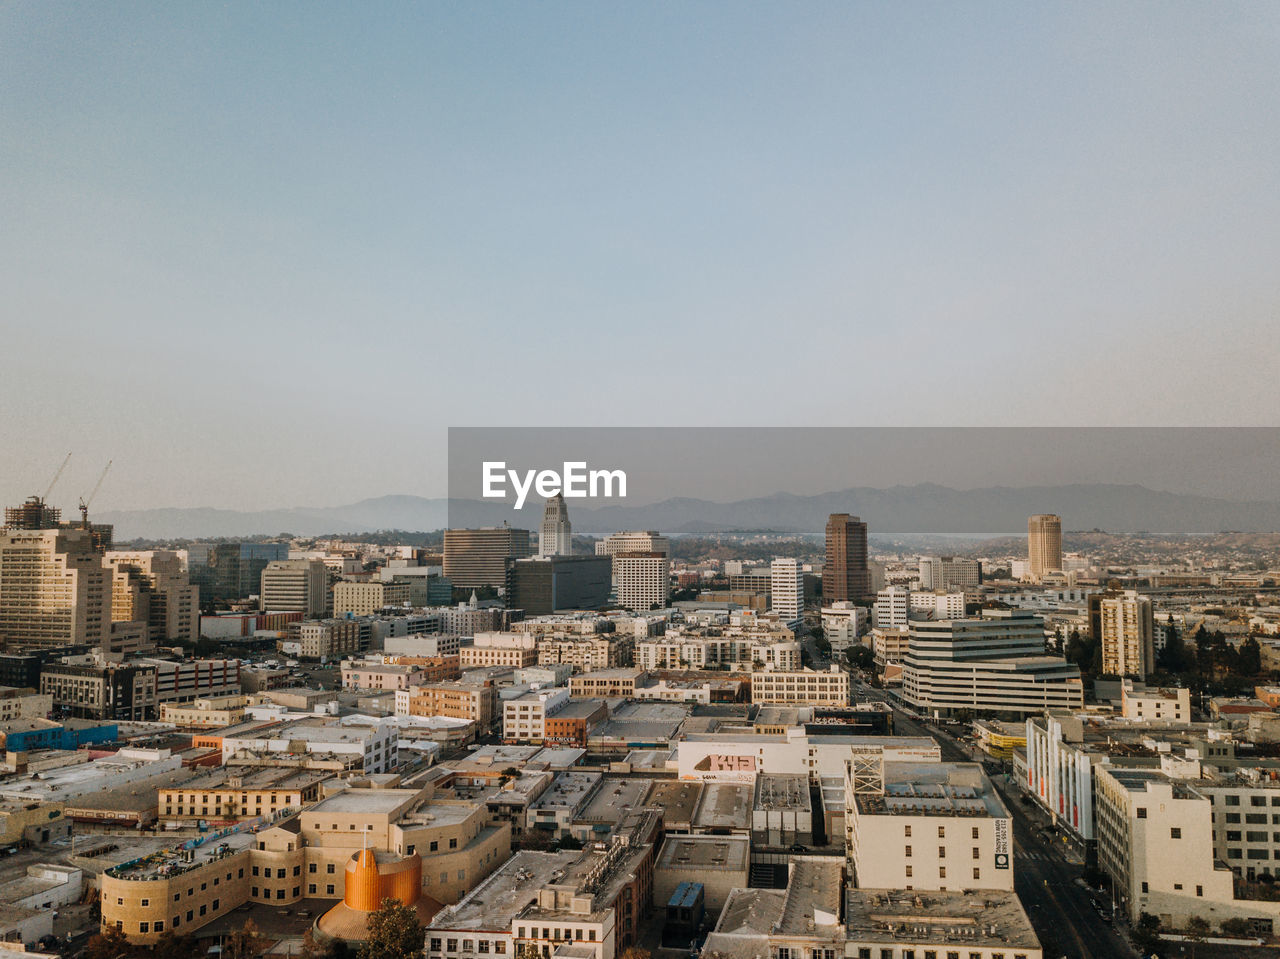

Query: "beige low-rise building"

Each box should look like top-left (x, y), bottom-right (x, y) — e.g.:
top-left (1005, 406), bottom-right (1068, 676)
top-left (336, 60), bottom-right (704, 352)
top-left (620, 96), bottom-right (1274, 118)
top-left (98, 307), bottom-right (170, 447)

top-left (397, 681), bottom-right (498, 728)
top-left (101, 781), bottom-right (510, 944)
top-left (750, 666), bottom-right (849, 706)
top-left (159, 694), bottom-right (247, 728)
top-left (1121, 681), bottom-right (1192, 723)
top-left (158, 767), bottom-right (330, 823)
top-left (333, 580), bottom-right (411, 616)
top-left (570, 668), bottom-right (648, 699)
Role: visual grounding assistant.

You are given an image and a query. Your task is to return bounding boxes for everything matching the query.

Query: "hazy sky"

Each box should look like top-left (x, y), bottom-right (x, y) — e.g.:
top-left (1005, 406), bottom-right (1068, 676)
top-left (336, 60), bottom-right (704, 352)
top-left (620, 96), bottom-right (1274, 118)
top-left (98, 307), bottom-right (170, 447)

top-left (2, 3), bottom-right (1278, 512)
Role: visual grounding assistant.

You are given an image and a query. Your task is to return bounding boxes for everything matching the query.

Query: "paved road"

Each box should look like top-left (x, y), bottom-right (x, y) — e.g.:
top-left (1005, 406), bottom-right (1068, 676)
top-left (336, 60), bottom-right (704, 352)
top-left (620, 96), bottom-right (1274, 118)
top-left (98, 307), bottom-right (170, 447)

top-left (873, 690), bottom-right (1135, 959)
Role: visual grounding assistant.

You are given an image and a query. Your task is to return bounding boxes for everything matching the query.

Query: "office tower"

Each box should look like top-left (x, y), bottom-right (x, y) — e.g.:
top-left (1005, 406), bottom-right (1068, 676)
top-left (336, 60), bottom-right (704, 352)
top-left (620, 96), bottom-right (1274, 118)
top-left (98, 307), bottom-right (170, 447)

top-left (1027, 514), bottom-right (1062, 582)
top-left (0, 505), bottom-right (112, 649)
top-left (1095, 589), bottom-right (1155, 678)
top-left (873, 585), bottom-right (910, 629)
top-left (443, 527), bottom-right (533, 589)
top-left (614, 552), bottom-right (670, 612)
top-left (260, 559), bottom-right (330, 616)
top-left (918, 556), bottom-right (943, 590)
top-left (824, 513), bottom-right (870, 603)
top-left (105, 550), bottom-right (199, 643)
top-left (770, 558), bottom-right (804, 624)
top-left (902, 609), bottom-right (1084, 715)
top-left (190, 542), bottom-right (289, 604)
top-left (506, 554), bottom-right (611, 616)
top-left (539, 493), bottom-right (573, 557)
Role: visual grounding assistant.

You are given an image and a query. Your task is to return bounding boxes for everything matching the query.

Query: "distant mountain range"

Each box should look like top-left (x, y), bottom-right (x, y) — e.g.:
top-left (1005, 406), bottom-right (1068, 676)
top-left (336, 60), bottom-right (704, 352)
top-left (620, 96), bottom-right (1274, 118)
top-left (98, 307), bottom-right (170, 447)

top-left (97, 483), bottom-right (1280, 541)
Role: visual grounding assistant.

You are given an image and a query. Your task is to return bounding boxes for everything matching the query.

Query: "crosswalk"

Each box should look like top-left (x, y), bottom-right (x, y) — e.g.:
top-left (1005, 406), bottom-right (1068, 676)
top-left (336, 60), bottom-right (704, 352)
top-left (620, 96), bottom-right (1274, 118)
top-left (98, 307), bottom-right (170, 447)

top-left (1018, 851), bottom-right (1051, 861)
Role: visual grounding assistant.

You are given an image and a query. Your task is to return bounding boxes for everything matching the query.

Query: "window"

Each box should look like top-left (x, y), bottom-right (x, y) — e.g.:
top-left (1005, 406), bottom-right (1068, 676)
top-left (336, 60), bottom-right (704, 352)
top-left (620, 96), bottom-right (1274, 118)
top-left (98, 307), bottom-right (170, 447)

top-left (1171, 828), bottom-right (1182, 839)
top-left (938, 846), bottom-right (946, 858)
top-left (309, 884), bottom-right (317, 894)
top-left (1227, 795), bottom-right (1241, 806)
top-left (972, 847), bottom-right (980, 859)
top-left (1197, 885), bottom-right (1203, 896)
top-left (1136, 807), bottom-right (1147, 819)
top-left (973, 868), bottom-right (981, 880)
top-left (140, 923), bottom-right (149, 934)
top-left (1141, 882), bottom-right (1149, 892)
top-left (327, 863), bottom-right (336, 874)
top-left (154, 922), bottom-right (164, 933)
top-left (141, 899), bottom-right (150, 907)
top-left (309, 863), bottom-right (317, 873)
top-left (1227, 813), bottom-right (1242, 824)
top-left (905, 845), bottom-right (912, 857)
top-left (904, 825), bottom-right (911, 837)
top-left (905, 865), bottom-right (913, 877)
top-left (972, 826), bottom-right (979, 839)
top-left (327, 885), bottom-right (335, 895)
top-left (939, 866), bottom-right (946, 878)
top-left (938, 826), bottom-right (946, 838)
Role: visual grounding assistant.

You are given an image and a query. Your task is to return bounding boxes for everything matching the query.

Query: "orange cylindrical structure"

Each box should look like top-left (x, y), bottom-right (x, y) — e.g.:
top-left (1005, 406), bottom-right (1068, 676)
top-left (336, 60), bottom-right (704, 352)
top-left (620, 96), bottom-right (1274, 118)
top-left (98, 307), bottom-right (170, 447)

top-left (343, 850), bottom-right (422, 912)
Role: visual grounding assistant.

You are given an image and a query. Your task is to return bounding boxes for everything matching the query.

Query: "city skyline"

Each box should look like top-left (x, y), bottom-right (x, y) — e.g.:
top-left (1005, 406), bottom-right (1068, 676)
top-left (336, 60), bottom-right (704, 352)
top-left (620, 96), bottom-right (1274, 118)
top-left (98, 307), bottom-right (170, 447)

top-left (3, 4), bottom-right (1279, 511)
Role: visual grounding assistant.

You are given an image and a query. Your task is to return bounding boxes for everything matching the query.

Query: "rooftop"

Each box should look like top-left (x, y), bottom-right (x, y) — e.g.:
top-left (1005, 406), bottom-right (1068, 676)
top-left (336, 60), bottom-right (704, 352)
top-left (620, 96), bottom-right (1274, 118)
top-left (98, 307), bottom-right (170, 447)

top-left (106, 828), bottom-right (256, 881)
top-left (644, 780), bottom-right (702, 825)
top-left (754, 773), bottom-right (810, 812)
top-left (843, 888), bottom-right (1040, 949)
top-left (656, 835), bottom-right (750, 872)
top-left (528, 772), bottom-right (601, 812)
top-left (855, 763), bottom-right (1008, 819)
top-left (693, 783), bottom-right (753, 831)
top-left (579, 777), bottom-right (654, 823)
top-left (430, 853), bottom-right (580, 932)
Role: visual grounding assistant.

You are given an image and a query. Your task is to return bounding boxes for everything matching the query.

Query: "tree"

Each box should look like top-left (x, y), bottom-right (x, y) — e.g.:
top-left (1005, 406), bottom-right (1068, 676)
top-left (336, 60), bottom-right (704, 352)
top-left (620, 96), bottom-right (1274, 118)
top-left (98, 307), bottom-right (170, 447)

top-left (1220, 917), bottom-right (1252, 937)
top-left (1240, 636), bottom-right (1263, 676)
top-left (620, 948), bottom-right (651, 959)
top-left (1131, 912), bottom-right (1162, 955)
top-left (224, 919), bottom-right (269, 959)
top-left (1185, 915), bottom-right (1211, 958)
top-left (84, 926), bottom-right (133, 959)
top-left (360, 898), bottom-right (424, 959)
top-left (153, 931), bottom-right (200, 959)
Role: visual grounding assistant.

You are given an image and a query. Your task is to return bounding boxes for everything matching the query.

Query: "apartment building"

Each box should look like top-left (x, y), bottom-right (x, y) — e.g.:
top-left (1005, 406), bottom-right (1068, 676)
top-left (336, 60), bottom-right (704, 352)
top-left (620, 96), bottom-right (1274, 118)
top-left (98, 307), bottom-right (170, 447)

top-left (570, 668), bottom-right (649, 699)
top-left (750, 667), bottom-right (849, 706)
top-left (397, 681), bottom-right (497, 728)
top-left (536, 634), bottom-right (632, 673)
top-left (0, 686), bottom-right (53, 721)
top-left (461, 632), bottom-right (539, 669)
top-left (503, 688), bottom-right (571, 744)
top-left (1095, 589), bottom-right (1155, 678)
top-left (873, 586), bottom-right (910, 629)
top-left (219, 718), bottom-right (398, 773)
top-left (287, 618), bottom-right (370, 660)
top-left (141, 657), bottom-right (240, 704)
top-left (159, 695), bottom-right (247, 728)
top-left (769, 558), bottom-right (804, 625)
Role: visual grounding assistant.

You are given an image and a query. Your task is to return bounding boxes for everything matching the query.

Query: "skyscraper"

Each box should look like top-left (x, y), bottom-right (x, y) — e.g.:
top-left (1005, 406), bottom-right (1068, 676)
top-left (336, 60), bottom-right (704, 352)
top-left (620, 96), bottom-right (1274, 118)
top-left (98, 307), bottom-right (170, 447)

top-left (824, 513), bottom-right (870, 603)
top-left (614, 552), bottom-right (670, 612)
top-left (0, 522), bottom-right (112, 650)
top-left (443, 526), bottom-right (533, 589)
top-left (1094, 589), bottom-right (1155, 678)
top-left (106, 550), bottom-right (199, 644)
top-left (1028, 514), bottom-right (1063, 582)
top-left (770, 558), bottom-right (804, 625)
top-left (539, 493), bottom-right (573, 557)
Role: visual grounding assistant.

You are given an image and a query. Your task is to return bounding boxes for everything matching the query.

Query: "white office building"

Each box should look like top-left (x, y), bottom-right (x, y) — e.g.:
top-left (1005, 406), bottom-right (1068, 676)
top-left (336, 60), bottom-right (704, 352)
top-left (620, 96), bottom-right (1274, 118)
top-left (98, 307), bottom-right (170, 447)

top-left (770, 558), bottom-right (804, 625)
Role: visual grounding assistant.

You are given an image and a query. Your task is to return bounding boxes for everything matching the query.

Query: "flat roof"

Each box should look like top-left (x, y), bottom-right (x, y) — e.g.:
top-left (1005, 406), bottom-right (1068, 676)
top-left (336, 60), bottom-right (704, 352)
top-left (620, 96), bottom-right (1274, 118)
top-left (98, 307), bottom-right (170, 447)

top-left (656, 835), bottom-right (749, 872)
top-left (307, 788), bottom-right (418, 814)
top-left (754, 773), bottom-right (810, 812)
top-left (693, 783), bottom-right (753, 830)
top-left (529, 772), bottom-right (601, 811)
top-left (844, 888), bottom-right (1040, 949)
top-left (106, 829), bottom-right (256, 880)
top-left (430, 851), bottom-right (580, 931)
top-left (644, 780), bottom-right (703, 825)
top-left (579, 777), bottom-right (653, 823)
top-left (854, 762), bottom-right (1008, 818)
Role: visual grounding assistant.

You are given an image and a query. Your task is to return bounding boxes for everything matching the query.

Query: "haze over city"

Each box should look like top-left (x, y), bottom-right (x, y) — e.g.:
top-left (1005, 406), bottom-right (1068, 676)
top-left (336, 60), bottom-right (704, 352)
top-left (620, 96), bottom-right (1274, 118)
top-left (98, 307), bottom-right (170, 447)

top-left (3, 4), bottom-right (1280, 511)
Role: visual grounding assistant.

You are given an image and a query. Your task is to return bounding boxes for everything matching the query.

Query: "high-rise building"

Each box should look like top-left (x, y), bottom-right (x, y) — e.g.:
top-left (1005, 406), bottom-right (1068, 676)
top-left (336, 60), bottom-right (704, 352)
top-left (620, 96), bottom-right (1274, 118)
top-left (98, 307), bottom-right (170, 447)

top-left (614, 552), bottom-right (670, 612)
top-left (873, 585), bottom-right (910, 629)
top-left (189, 542), bottom-right (289, 604)
top-left (539, 493), bottom-right (573, 557)
top-left (1094, 589), bottom-right (1155, 678)
top-left (260, 559), bottom-right (330, 616)
top-left (1027, 514), bottom-right (1062, 582)
top-left (105, 550), bottom-right (199, 644)
top-left (443, 527), bottom-right (533, 589)
top-left (0, 521), bottom-right (112, 650)
top-left (824, 514), bottom-right (870, 603)
top-left (506, 554), bottom-right (611, 616)
top-left (770, 558), bottom-right (804, 625)
top-left (902, 609), bottom-right (1084, 716)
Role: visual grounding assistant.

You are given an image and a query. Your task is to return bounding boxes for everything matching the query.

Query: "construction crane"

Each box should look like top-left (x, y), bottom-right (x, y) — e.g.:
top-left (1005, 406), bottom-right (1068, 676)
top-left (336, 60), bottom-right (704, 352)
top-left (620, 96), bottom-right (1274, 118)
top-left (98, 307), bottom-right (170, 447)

top-left (43, 452), bottom-right (72, 501)
top-left (79, 460), bottom-right (112, 528)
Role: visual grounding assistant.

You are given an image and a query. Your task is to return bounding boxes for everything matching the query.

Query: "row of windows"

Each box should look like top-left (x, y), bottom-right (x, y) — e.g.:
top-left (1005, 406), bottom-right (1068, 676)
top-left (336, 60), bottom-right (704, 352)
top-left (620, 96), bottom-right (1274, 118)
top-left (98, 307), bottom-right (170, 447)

top-left (902, 846), bottom-right (983, 859)
top-left (428, 939), bottom-right (508, 954)
top-left (901, 865), bottom-right (983, 881)
top-left (120, 899), bottom-right (220, 934)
